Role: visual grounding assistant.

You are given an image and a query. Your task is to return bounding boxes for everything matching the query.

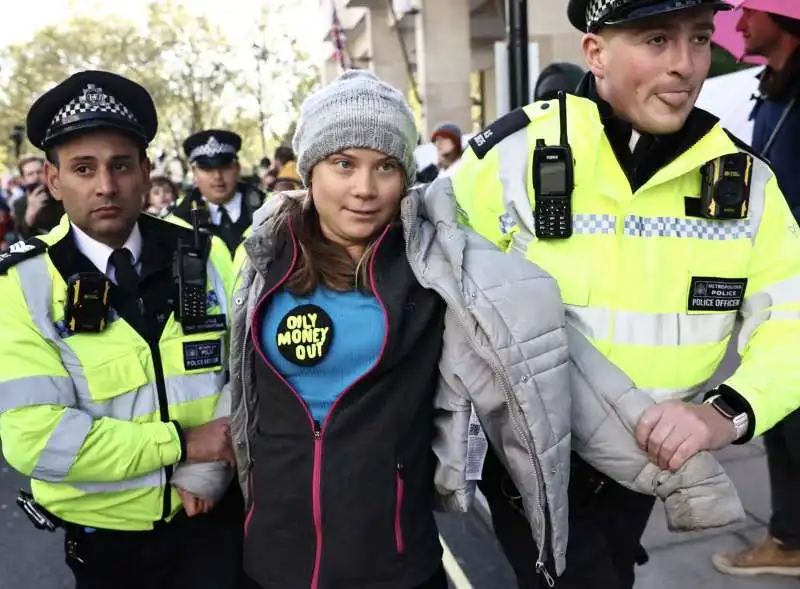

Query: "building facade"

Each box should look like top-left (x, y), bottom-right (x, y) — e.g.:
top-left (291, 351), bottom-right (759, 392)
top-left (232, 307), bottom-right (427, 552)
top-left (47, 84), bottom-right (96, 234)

top-left (319, 0), bottom-right (584, 137)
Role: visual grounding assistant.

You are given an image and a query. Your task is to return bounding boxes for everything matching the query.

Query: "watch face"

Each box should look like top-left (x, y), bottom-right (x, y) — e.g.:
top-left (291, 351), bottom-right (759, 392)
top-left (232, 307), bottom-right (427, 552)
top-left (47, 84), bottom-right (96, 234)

top-left (712, 398), bottom-right (739, 420)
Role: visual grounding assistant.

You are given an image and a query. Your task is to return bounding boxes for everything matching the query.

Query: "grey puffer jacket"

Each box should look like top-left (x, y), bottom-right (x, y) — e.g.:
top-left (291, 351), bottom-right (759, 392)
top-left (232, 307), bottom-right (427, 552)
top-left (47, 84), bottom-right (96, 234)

top-left (174, 184), bottom-right (745, 577)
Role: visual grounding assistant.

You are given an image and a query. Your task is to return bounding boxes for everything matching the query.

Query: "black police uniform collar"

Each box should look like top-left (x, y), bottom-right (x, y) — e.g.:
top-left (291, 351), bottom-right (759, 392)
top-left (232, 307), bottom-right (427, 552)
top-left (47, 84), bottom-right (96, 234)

top-left (50, 214), bottom-right (183, 286)
top-left (577, 72), bottom-right (720, 190)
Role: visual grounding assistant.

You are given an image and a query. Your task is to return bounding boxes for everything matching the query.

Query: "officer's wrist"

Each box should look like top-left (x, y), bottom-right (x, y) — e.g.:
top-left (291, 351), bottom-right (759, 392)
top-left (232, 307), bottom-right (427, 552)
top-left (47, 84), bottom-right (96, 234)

top-left (704, 385), bottom-right (755, 444)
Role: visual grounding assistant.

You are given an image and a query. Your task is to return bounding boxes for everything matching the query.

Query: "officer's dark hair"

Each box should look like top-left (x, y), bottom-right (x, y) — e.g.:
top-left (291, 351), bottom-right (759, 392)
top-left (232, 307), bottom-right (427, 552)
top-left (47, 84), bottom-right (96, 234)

top-left (770, 14), bottom-right (800, 37)
top-left (274, 145), bottom-right (295, 166)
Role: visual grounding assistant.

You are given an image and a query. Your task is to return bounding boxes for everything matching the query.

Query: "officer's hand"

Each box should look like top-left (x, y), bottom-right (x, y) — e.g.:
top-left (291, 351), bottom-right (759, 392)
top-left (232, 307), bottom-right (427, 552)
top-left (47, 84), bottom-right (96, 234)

top-left (635, 400), bottom-right (737, 471)
top-left (177, 488), bottom-right (213, 517)
top-left (184, 417), bottom-right (235, 465)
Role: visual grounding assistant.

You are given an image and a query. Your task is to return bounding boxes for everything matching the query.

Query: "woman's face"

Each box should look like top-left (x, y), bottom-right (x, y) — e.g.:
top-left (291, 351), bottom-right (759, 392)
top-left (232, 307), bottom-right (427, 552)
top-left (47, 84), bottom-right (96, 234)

top-left (310, 148), bottom-right (405, 257)
top-left (148, 182), bottom-right (175, 210)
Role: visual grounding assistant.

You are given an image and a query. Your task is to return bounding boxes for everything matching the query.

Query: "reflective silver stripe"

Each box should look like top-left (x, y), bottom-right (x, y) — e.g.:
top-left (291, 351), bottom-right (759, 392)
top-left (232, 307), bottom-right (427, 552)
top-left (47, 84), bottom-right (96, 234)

top-left (641, 381), bottom-right (709, 403)
top-left (208, 259), bottom-right (228, 316)
top-left (747, 157), bottom-right (771, 244)
top-left (30, 408), bottom-right (93, 482)
top-left (498, 128), bottom-right (535, 255)
top-left (0, 376), bottom-right (76, 413)
top-left (69, 469), bottom-right (164, 493)
top-left (15, 257), bottom-right (90, 399)
top-left (742, 275), bottom-right (800, 314)
top-left (573, 214), bottom-right (616, 235)
top-left (623, 215), bottom-right (751, 241)
top-left (737, 275), bottom-right (800, 352)
top-left (79, 373), bottom-right (222, 420)
top-left (567, 306), bottom-right (736, 346)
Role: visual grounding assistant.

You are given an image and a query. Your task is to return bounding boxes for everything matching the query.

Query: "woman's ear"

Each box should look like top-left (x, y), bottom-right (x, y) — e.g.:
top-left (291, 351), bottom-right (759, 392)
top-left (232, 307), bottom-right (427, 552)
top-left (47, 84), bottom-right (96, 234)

top-left (582, 33), bottom-right (607, 79)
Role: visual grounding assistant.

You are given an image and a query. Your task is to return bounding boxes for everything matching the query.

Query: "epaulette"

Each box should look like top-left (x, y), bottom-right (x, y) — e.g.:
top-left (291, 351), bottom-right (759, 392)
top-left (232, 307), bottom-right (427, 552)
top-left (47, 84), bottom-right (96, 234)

top-left (468, 107), bottom-right (531, 160)
top-left (724, 129), bottom-right (770, 167)
top-left (0, 238), bottom-right (48, 275)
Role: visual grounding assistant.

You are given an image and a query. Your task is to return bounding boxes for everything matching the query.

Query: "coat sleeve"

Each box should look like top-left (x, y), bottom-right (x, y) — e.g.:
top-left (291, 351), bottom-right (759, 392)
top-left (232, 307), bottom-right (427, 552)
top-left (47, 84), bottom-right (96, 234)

top-left (566, 324), bottom-right (746, 531)
top-left (432, 309), bottom-right (476, 514)
top-left (0, 272), bottom-right (182, 484)
top-left (170, 384), bottom-right (234, 502)
top-left (724, 173), bottom-right (800, 439)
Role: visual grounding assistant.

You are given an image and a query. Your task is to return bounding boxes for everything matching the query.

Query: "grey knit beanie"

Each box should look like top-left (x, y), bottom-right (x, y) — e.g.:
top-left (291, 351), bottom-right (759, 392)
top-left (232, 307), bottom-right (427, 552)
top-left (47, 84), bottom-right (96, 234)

top-left (293, 69), bottom-right (418, 187)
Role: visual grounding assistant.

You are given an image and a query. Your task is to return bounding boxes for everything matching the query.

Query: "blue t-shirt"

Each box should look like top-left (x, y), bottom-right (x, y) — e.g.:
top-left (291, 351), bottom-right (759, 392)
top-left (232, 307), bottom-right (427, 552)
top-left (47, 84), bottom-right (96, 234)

top-left (259, 286), bottom-right (385, 423)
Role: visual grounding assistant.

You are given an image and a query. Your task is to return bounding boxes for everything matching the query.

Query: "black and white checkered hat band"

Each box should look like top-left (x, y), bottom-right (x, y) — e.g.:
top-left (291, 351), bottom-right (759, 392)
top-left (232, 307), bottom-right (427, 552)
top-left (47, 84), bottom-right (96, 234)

top-left (189, 138), bottom-right (237, 161)
top-left (586, 0), bottom-right (628, 29)
top-left (46, 84), bottom-right (139, 135)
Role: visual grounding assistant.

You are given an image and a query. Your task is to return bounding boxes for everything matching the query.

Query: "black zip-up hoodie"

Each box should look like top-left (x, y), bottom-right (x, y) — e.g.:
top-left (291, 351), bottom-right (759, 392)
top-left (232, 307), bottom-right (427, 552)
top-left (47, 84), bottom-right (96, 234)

top-left (243, 219), bottom-right (446, 589)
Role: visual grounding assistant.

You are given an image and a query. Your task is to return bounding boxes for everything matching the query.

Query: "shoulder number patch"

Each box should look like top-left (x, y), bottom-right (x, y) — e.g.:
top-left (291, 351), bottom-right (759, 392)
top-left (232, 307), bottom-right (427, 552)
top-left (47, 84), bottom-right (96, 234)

top-left (0, 238), bottom-right (47, 275)
top-left (688, 277), bottom-right (747, 312)
top-left (468, 107), bottom-right (531, 160)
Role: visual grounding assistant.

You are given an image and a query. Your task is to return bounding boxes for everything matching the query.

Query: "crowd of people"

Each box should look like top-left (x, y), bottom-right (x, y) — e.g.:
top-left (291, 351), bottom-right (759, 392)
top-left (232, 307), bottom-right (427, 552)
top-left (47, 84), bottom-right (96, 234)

top-left (0, 0), bottom-right (799, 589)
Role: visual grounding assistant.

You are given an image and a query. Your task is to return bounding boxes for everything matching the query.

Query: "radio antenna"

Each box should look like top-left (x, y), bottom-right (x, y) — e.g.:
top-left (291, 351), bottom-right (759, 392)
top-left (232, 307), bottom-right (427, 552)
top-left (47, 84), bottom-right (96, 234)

top-left (558, 91), bottom-right (569, 147)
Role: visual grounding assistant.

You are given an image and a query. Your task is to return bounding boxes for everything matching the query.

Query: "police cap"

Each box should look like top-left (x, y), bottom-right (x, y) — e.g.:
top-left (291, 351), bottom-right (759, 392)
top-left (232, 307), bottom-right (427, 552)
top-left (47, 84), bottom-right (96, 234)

top-left (27, 70), bottom-right (157, 150)
top-left (568, 0), bottom-right (731, 33)
top-left (183, 130), bottom-right (242, 169)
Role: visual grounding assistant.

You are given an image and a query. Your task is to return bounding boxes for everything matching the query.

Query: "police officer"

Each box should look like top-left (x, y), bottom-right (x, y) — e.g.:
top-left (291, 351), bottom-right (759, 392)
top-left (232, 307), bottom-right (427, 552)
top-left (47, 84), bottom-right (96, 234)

top-left (0, 71), bottom-right (245, 588)
top-left (443, 0), bottom-right (800, 587)
top-left (172, 129), bottom-right (265, 262)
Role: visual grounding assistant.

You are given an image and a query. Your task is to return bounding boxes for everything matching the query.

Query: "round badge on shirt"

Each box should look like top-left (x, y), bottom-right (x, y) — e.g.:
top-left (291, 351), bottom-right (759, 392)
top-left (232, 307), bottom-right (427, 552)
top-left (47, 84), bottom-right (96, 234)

top-left (275, 304), bottom-right (334, 367)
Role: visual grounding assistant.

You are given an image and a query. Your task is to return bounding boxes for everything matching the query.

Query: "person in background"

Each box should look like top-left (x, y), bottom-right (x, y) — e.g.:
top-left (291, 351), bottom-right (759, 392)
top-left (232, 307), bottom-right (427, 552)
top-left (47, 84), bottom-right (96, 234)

top-left (711, 6), bottom-right (800, 578)
top-left (0, 196), bottom-right (12, 250)
top-left (741, 7), bottom-right (800, 220)
top-left (170, 129), bottom-right (265, 259)
top-left (143, 174), bottom-right (178, 217)
top-left (533, 62), bottom-right (586, 101)
top-left (270, 159), bottom-right (303, 193)
top-left (13, 154), bottom-right (65, 239)
top-left (431, 123), bottom-right (464, 175)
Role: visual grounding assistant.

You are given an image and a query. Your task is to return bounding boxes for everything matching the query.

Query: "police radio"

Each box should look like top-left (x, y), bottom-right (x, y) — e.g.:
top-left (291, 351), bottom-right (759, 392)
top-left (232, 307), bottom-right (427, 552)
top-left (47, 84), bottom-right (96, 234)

top-left (699, 153), bottom-right (752, 220)
top-left (533, 91), bottom-right (574, 239)
top-left (173, 209), bottom-right (208, 322)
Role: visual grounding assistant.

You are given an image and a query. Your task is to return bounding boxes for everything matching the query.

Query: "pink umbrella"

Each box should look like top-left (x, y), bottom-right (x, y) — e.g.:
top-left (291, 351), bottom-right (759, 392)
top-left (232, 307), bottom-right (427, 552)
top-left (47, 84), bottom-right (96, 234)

top-left (713, 0), bottom-right (800, 62)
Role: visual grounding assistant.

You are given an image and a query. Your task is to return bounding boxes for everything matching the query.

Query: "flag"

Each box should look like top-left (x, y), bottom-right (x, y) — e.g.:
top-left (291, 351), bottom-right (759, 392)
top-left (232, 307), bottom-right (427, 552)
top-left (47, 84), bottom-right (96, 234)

top-left (330, 4), bottom-right (350, 70)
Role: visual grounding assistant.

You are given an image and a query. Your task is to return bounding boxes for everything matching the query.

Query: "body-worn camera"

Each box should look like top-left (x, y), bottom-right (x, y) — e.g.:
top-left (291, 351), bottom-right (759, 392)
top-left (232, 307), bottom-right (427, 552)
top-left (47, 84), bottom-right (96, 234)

top-left (700, 153), bottom-right (753, 220)
top-left (64, 272), bottom-right (111, 333)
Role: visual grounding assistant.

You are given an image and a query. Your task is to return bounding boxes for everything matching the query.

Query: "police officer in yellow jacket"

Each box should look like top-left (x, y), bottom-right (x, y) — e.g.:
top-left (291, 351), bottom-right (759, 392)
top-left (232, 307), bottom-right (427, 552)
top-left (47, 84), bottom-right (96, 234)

top-left (170, 130), bottom-right (265, 281)
top-left (446, 0), bottom-right (800, 586)
top-left (0, 71), bottom-right (246, 588)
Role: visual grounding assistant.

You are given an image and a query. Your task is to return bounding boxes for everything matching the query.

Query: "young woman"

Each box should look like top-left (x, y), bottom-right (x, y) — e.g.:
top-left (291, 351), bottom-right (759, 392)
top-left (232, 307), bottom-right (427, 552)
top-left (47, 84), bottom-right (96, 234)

top-left (184, 70), bottom-right (746, 589)
top-left (231, 70), bottom-right (448, 589)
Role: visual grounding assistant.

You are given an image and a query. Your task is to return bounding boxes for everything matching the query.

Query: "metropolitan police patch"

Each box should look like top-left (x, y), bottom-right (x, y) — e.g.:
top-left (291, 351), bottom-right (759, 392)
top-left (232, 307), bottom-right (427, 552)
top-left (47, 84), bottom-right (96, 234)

top-left (688, 277), bottom-right (747, 312)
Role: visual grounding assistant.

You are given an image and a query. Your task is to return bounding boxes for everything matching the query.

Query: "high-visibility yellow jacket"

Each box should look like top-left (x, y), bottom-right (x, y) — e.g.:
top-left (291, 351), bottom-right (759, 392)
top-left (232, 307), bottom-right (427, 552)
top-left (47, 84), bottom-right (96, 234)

top-left (450, 94), bottom-right (800, 439)
top-left (0, 214), bottom-right (230, 530)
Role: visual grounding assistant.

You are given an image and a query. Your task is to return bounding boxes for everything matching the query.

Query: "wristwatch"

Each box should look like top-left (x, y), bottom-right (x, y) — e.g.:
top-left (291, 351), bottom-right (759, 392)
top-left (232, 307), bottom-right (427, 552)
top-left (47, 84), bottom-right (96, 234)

top-left (704, 394), bottom-right (749, 440)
